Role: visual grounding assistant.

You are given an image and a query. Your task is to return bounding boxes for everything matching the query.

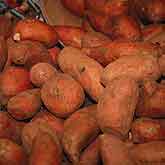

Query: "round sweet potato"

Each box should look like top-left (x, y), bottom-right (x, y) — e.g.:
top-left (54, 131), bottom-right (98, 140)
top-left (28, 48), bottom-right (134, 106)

top-left (41, 73), bottom-right (85, 118)
top-left (30, 63), bottom-right (57, 87)
top-left (7, 89), bottom-right (41, 120)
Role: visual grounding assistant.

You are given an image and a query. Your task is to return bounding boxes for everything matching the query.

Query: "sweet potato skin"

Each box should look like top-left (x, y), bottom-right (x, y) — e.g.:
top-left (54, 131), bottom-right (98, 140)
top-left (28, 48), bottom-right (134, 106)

top-left (7, 40), bottom-right (52, 69)
top-left (32, 110), bottom-right (64, 139)
top-left (136, 82), bottom-right (165, 118)
top-left (54, 25), bottom-right (84, 48)
top-left (41, 73), bottom-right (85, 118)
top-left (29, 131), bottom-right (62, 165)
top-left (85, 0), bottom-right (128, 17)
top-left (7, 89), bottom-right (41, 120)
top-left (82, 41), bottom-right (161, 66)
top-left (0, 66), bottom-right (32, 105)
top-left (30, 63), bottom-right (57, 87)
top-left (13, 19), bottom-right (58, 47)
top-left (0, 112), bottom-right (24, 144)
top-left (129, 0), bottom-right (165, 23)
top-left (130, 141), bottom-right (165, 164)
top-left (100, 133), bottom-right (135, 165)
top-left (62, 105), bottom-right (99, 163)
top-left (78, 138), bottom-right (100, 165)
top-left (97, 76), bottom-right (139, 137)
top-left (61, 0), bottom-right (85, 16)
top-left (0, 138), bottom-right (27, 165)
top-left (131, 118), bottom-right (165, 143)
top-left (22, 119), bottom-right (60, 154)
top-left (48, 47), bottom-right (61, 66)
top-left (58, 47), bottom-right (104, 102)
top-left (101, 54), bottom-right (161, 86)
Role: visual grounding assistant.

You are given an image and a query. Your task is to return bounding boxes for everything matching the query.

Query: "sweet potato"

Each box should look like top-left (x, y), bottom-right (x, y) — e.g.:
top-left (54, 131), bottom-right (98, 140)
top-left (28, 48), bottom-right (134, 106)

top-left (13, 19), bottom-right (58, 47)
top-left (159, 55), bottom-right (165, 76)
top-left (7, 39), bottom-right (52, 69)
top-left (129, 0), bottom-right (165, 23)
top-left (78, 138), bottom-right (100, 165)
top-left (7, 89), bottom-right (41, 120)
top-left (0, 37), bottom-right (8, 71)
top-left (57, 47), bottom-right (104, 102)
top-left (41, 73), bottom-right (85, 118)
top-left (0, 138), bottom-right (27, 165)
top-left (22, 119), bottom-right (60, 154)
top-left (30, 63), bottom-right (57, 87)
top-left (97, 76), bottom-right (139, 137)
top-left (82, 41), bottom-right (161, 66)
top-left (100, 133), bottom-right (135, 165)
top-left (101, 54), bottom-right (161, 86)
top-left (62, 105), bottom-right (99, 163)
top-left (61, 0), bottom-right (85, 16)
top-left (0, 16), bottom-right (13, 38)
top-left (54, 25), bottom-right (111, 48)
top-left (131, 118), bottom-right (165, 143)
top-left (32, 110), bottom-right (64, 139)
top-left (54, 25), bottom-right (84, 48)
top-left (85, 0), bottom-right (128, 17)
top-left (136, 82), bottom-right (165, 118)
top-left (48, 47), bottom-right (61, 65)
top-left (87, 11), bottom-right (141, 41)
top-left (0, 112), bottom-right (25, 144)
top-left (29, 131), bottom-right (62, 165)
top-left (0, 66), bottom-right (32, 105)
top-left (130, 141), bottom-right (165, 164)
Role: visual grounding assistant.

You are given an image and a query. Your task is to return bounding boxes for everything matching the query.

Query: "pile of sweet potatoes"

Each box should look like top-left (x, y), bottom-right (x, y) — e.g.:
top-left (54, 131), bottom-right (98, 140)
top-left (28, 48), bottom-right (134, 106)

top-left (0, 0), bottom-right (164, 164)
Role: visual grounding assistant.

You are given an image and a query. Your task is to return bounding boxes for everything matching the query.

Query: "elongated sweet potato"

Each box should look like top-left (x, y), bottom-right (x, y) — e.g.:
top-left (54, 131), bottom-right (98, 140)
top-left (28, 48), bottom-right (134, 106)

top-left (54, 25), bottom-right (110, 48)
top-left (30, 63), bottom-right (57, 87)
top-left (61, 0), bottom-right (85, 16)
top-left (7, 40), bottom-right (52, 69)
top-left (22, 119), bottom-right (60, 154)
top-left (7, 89), bottom-right (41, 120)
top-left (131, 118), bottom-right (165, 143)
top-left (32, 110), bottom-right (64, 139)
top-left (57, 47), bottom-right (104, 102)
top-left (30, 131), bottom-right (62, 165)
top-left (78, 138), bottom-right (100, 165)
top-left (41, 73), bottom-right (85, 118)
top-left (0, 66), bottom-right (32, 105)
top-left (62, 105), bottom-right (99, 163)
top-left (0, 138), bottom-right (27, 165)
top-left (136, 82), bottom-right (165, 118)
top-left (129, 0), bottom-right (165, 23)
top-left (101, 54), bottom-right (161, 86)
top-left (87, 10), bottom-right (142, 41)
top-left (13, 19), bottom-right (58, 47)
top-left (130, 141), bottom-right (165, 164)
top-left (85, 0), bottom-right (128, 17)
top-left (100, 133), bottom-right (136, 165)
top-left (82, 41), bottom-right (161, 66)
top-left (97, 76), bottom-right (139, 137)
